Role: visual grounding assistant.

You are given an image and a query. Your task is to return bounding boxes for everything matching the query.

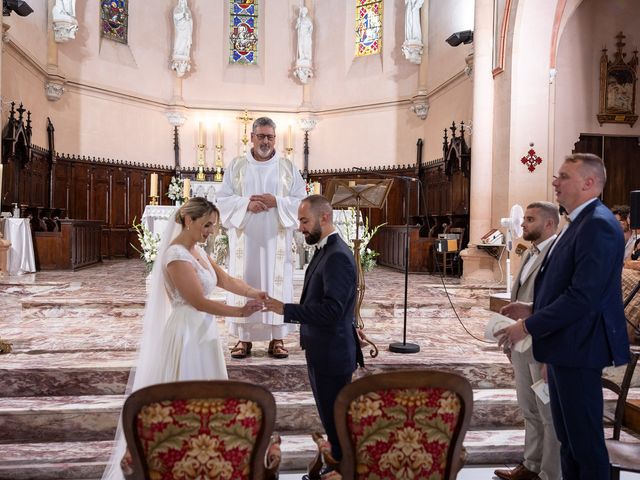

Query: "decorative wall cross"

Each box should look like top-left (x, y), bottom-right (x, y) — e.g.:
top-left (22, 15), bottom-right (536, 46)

top-left (520, 144), bottom-right (543, 173)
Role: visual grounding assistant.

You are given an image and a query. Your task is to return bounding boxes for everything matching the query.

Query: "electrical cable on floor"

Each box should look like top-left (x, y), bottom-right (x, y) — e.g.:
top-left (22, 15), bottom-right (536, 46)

top-left (433, 247), bottom-right (495, 345)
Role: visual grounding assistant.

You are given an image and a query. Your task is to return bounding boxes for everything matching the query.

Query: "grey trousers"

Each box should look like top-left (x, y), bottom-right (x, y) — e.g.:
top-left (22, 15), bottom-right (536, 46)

top-left (511, 348), bottom-right (562, 480)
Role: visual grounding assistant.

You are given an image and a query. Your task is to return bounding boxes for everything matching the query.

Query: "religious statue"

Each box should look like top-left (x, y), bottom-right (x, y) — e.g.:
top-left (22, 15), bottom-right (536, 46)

top-left (294, 6), bottom-right (314, 84)
top-left (52, 0), bottom-right (78, 43)
top-left (401, 0), bottom-right (424, 64)
top-left (171, 0), bottom-right (193, 77)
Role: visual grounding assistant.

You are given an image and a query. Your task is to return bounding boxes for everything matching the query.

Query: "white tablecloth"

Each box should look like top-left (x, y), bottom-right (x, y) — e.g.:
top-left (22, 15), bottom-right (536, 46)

top-left (141, 205), bottom-right (179, 239)
top-left (1, 218), bottom-right (36, 275)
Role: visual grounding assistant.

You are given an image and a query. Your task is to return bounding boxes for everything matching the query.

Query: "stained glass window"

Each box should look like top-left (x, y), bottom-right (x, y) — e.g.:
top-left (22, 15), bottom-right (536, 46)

top-left (355, 0), bottom-right (382, 57)
top-left (229, 1), bottom-right (259, 65)
top-left (101, 0), bottom-right (128, 44)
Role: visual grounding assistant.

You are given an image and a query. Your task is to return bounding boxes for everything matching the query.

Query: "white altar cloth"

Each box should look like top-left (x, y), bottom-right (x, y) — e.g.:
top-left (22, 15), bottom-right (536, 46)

top-left (141, 205), bottom-right (179, 239)
top-left (1, 218), bottom-right (36, 275)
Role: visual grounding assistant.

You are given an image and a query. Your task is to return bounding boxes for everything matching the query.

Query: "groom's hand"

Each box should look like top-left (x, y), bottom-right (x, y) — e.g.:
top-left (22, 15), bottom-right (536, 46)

top-left (264, 296), bottom-right (284, 315)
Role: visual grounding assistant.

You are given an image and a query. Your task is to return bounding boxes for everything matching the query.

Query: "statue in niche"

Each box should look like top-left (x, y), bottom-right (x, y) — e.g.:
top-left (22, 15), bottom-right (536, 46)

top-left (402, 0), bottom-right (424, 64)
top-left (171, 0), bottom-right (193, 77)
top-left (52, 0), bottom-right (78, 43)
top-left (294, 6), bottom-right (313, 84)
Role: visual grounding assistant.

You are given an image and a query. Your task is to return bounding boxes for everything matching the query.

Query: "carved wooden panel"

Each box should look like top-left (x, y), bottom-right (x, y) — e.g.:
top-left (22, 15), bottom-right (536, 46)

top-left (71, 164), bottom-right (91, 220)
top-left (111, 167), bottom-right (128, 227)
top-left (574, 134), bottom-right (640, 207)
top-left (52, 160), bottom-right (71, 210)
top-left (91, 165), bottom-right (110, 223)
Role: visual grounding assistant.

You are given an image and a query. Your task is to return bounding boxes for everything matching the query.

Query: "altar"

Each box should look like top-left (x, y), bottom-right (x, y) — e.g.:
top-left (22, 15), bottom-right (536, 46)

top-left (189, 181), bottom-right (222, 203)
top-left (142, 181), bottom-right (224, 238)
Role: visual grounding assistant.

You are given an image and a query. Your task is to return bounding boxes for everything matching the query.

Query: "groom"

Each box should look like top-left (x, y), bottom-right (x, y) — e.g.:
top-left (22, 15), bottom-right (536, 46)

top-left (264, 194), bottom-right (364, 473)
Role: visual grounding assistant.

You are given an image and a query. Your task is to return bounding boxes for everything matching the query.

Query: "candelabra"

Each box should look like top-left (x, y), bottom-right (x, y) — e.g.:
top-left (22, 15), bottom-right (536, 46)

top-left (196, 143), bottom-right (206, 181)
top-left (214, 144), bottom-right (224, 182)
top-left (285, 146), bottom-right (294, 160)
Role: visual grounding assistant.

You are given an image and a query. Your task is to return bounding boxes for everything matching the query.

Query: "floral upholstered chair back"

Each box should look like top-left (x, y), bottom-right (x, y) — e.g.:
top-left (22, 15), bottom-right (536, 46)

top-left (121, 381), bottom-right (280, 480)
top-left (334, 370), bottom-right (473, 480)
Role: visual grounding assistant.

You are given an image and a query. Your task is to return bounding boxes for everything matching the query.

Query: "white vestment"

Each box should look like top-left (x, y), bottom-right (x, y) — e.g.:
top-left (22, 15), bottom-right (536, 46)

top-left (217, 151), bottom-right (306, 341)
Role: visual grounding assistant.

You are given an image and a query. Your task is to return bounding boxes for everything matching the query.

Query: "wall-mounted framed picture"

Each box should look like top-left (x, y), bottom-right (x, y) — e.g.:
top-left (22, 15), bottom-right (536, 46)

top-left (597, 32), bottom-right (638, 127)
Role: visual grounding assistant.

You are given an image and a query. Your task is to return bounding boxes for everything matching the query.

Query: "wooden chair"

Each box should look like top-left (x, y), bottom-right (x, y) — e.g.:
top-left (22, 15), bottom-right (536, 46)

top-left (434, 227), bottom-right (465, 276)
top-left (120, 380), bottom-right (280, 480)
top-left (325, 369), bottom-right (473, 480)
top-left (602, 346), bottom-right (640, 480)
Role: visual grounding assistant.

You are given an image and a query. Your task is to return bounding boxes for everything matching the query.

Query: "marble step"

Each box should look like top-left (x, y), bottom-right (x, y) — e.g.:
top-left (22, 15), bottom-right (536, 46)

top-left (0, 390), bottom-right (520, 444)
top-left (2, 389), bottom-right (638, 445)
top-left (0, 354), bottom-right (518, 397)
top-left (0, 430), bottom-right (527, 479)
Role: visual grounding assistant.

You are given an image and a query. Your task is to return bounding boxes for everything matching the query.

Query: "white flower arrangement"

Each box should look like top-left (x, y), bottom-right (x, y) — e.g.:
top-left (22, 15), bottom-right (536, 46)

top-left (131, 218), bottom-right (160, 273)
top-left (335, 208), bottom-right (385, 272)
top-left (167, 176), bottom-right (184, 202)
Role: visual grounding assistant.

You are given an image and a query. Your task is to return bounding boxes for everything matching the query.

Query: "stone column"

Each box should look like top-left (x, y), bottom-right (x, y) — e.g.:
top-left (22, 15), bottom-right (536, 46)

top-left (45, 0), bottom-right (66, 101)
top-left (459, 0), bottom-right (496, 282)
top-left (410, 0), bottom-right (429, 119)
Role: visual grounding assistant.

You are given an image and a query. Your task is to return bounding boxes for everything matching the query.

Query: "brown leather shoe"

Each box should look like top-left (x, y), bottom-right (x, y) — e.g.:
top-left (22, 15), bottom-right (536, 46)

top-left (494, 463), bottom-right (539, 480)
top-left (230, 341), bottom-right (252, 359)
top-left (268, 339), bottom-right (289, 359)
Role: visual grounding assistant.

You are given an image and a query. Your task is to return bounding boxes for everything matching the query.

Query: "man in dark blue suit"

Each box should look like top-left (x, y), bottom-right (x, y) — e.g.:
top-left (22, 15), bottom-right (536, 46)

top-left (264, 194), bottom-right (364, 470)
top-left (499, 153), bottom-right (630, 479)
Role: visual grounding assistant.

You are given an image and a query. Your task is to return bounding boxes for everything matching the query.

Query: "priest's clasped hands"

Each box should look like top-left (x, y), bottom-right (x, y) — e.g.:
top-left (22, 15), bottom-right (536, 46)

top-left (247, 193), bottom-right (277, 213)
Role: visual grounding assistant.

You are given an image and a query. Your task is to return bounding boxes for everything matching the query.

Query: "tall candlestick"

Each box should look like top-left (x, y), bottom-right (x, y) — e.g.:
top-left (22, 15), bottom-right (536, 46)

top-left (183, 178), bottom-right (191, 199)
top-left (216, 123), bottom-right (223, 146)
top-left (150, 173), bottom-right (158, 197)
top-left (287, 125), bottom-right (292, 149)
top-left (198, 122), bottom-right (205, 145)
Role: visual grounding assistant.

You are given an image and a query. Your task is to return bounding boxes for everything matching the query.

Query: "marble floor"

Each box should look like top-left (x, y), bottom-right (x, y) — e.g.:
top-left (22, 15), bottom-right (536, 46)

top-left (0, 258), bottom-right (638, 479)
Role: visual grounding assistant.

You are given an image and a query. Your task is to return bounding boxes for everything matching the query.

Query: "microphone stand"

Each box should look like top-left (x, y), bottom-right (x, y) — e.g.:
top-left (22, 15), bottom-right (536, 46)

top-left (353, 167), bottom-right (420, 353)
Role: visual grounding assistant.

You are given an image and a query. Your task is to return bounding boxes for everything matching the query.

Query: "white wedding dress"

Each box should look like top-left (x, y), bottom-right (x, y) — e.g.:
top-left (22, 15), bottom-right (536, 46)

top-left (159, 244), bottom-right (228, 382)
top-left (102, 240), bottom-right (227, 479)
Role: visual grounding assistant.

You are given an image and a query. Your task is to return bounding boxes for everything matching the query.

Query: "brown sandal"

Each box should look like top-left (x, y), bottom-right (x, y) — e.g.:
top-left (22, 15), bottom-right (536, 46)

top-left (268, 339), bottom-right (289, 359)
top-left (230, 341), bottom-right (252, 359)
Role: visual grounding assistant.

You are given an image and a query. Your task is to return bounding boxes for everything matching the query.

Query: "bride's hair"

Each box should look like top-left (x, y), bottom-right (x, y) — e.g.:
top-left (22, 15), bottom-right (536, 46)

top-left (175, 197), bottom-right (219, 226)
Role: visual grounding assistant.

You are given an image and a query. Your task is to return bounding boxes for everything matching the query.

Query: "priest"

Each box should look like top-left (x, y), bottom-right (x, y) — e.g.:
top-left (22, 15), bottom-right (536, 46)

top-left (217, 117), bottom-right (306, 359)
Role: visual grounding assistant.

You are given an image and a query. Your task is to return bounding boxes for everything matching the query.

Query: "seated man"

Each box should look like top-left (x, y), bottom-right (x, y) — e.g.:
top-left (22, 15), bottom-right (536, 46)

top-left (612, 205), bottom-right (636, 261)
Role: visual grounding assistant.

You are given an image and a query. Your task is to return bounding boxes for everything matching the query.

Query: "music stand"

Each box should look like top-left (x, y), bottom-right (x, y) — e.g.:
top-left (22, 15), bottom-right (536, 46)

top-left (325, 178), bottom-right (393, 358)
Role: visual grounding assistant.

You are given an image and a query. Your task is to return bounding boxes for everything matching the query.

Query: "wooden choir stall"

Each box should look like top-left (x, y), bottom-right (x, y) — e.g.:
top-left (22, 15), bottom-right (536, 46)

top-left (308, 121), bottom-right (471, 275)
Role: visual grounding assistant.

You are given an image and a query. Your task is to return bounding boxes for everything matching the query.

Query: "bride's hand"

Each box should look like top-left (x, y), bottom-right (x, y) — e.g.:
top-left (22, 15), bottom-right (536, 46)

top-left (242, 299), bottom-right (263, 317)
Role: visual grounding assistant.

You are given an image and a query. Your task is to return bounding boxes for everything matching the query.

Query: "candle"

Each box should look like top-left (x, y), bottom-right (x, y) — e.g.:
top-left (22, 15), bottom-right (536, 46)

top-left (216, 123), bottom-right (223, 146)
top-left (313, 182), bottom-right (321, 195)
top-left (183, 178), bottom-right (191, 199)
top-left (349, 180), bottom-right (356, 187)
top-left (149, 173), bottom-right (158, 197)
top-left (287, 125), bottom-right (292, 149)
top-left (198, 122), bottom-right (205, 145)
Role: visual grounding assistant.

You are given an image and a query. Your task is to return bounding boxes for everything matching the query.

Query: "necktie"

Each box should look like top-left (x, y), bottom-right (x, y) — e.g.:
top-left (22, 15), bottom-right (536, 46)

top-left (529, 244), bottom-right (540, 255)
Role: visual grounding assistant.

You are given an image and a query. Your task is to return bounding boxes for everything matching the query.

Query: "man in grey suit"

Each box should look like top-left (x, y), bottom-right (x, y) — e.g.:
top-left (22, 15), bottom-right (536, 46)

top-left (495, 202), bottom-right (561, 480)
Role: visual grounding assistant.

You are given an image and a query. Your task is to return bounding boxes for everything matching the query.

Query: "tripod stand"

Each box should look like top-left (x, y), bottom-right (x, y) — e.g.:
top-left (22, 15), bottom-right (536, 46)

top-left (325, 178), bottom-right (393, 357)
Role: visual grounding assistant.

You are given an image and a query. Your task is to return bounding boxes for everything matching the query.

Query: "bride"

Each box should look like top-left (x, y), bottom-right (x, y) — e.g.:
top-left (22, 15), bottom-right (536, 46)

top-left (103, 197), bottom-right (265, 479)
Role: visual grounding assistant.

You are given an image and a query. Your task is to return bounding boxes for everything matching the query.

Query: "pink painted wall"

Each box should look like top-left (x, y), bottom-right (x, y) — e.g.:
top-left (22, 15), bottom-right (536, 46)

top-left (554, 0), bottom-right (640, 167)
top-left (1, 0), bottom-right (474, 171)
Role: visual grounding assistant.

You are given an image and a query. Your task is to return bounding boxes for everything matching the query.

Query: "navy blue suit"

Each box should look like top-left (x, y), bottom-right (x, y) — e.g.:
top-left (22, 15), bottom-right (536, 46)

top-left (525, 199), bottom-right (630, 479)
top-left (283, 233), bottom-right (363, 460)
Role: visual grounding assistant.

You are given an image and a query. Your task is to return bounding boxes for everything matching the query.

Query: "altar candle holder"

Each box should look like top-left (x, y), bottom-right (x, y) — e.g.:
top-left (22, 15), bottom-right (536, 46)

top-left (214, 144), bottom-right (224, 182)
top-left (149, 195), bottom-right (159, 206)
top-left (196, 143), bottom-right (206, 181)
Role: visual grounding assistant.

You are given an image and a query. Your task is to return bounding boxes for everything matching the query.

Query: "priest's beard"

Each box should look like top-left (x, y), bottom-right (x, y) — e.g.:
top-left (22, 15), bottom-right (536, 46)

top-left (254, 143), bottom-right (274, 160)
top-left (304, 221), bottom-right (322, 245)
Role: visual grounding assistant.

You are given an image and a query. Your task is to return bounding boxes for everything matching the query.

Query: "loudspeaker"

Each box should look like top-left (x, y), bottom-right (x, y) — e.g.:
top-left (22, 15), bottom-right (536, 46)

top-left (3, 0), bottom-right (33, 16)
top-left (630, 190), bottom-right (640, 229)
